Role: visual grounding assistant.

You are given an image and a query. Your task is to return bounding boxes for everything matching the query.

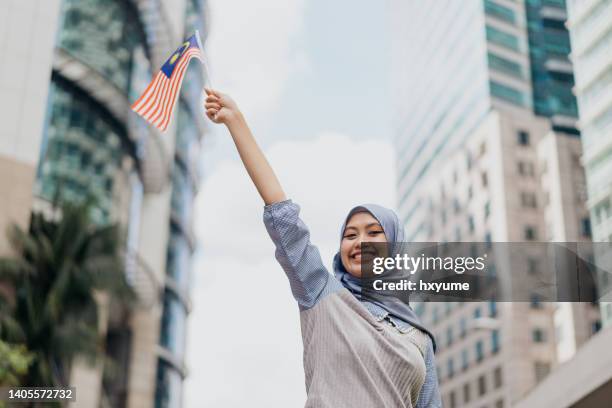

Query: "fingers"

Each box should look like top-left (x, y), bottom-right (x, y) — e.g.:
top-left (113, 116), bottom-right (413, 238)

top-left (205, 88), bottom-right (222, 98)
top-left (205, 93), bottom-right (220, 103)
top-left (205, 102), bottom-right (221, 110)
top-left (206, 108), bottom-right (219, 121)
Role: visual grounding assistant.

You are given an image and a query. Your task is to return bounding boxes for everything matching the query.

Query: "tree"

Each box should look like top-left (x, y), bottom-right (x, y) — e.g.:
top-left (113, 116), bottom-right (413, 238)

top-left (0, 199), bottom-right (134, 388)
top-left (0, 340), bottom-right (32, 386)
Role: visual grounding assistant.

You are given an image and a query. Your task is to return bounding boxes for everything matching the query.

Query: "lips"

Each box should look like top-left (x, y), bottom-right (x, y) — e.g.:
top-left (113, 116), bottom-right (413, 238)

top-left (350, 249), bottom-right (377, 261)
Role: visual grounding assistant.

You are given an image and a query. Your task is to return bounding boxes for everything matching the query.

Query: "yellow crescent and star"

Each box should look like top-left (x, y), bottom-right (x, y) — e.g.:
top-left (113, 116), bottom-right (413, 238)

top-left (170, 41), bottom-right (191, 65)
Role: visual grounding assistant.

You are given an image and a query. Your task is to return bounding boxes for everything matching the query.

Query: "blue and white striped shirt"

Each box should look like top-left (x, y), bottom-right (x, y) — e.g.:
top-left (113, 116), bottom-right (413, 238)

top-left (264, 199), bottom-right (441, 408)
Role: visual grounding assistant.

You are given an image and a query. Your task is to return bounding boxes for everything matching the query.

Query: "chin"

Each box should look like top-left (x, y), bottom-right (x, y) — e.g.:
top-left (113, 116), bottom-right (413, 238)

top-left (348, 268), bottom-right (362, 278)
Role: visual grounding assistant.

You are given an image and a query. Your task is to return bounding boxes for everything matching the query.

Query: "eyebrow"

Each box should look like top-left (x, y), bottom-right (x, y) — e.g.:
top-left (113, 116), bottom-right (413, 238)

top-left (345, 222), bottom-right (383, 231)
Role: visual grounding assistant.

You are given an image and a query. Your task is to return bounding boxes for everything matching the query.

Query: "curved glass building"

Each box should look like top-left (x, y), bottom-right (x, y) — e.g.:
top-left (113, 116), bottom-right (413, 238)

top-left (32, 0), bottom-right (210, 406)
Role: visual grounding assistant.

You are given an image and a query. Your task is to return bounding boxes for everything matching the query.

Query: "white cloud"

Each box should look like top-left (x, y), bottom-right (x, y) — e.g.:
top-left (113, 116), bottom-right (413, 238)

top-left (206, 0), bottom-right (308, 123)
top-left (185, 133), bottom-right (396, 407)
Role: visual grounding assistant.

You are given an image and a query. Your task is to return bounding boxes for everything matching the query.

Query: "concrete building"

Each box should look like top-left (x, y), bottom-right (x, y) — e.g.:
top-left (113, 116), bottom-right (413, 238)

top-left (536, 131), bottom-right (601, 363)
top-left (0, 0), bottom-right (209, 407)
top-left (412, 110), bottom-right (601, 407)
top-left (0, 0), bottom-right (63, 255)
top-left (389, 1), bottom-right (598, 406)
top-left (514, 326), bottom-right (612, 408)
top-left (413, 110), bottom-right (556, 408)
top-left (566, 0), bottom-right (612, 328)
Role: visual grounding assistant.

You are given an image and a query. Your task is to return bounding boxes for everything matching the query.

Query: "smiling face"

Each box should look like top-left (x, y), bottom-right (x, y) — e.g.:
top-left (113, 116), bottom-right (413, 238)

top-left (340, 211), bottom-right (388, 277)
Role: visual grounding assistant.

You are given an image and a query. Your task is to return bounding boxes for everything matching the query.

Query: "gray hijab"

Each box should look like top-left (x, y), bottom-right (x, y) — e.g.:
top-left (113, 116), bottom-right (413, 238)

top-left (332, 204), bottom-right (436, 350)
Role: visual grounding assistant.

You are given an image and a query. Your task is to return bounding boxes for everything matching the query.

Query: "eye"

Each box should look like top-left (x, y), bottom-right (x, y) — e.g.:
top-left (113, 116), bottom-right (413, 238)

top-left (343, 233), bottom-right (357, 239)
top-left (369, 230), bottom-right (383, 236)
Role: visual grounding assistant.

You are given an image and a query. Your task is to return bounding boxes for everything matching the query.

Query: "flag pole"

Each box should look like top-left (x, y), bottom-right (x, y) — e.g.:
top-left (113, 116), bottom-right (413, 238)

top-left (195, 29), bottom-right (213, 89)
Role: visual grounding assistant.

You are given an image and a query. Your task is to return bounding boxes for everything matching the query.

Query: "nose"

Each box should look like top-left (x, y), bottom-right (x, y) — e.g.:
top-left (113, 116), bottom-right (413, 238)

top-left (353, 231), bottom-right (369, 249)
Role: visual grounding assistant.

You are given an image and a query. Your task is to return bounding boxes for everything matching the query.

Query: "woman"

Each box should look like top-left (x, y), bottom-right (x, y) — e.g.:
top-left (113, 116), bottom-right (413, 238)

top-left (204, 89), bottom-right (441, 408)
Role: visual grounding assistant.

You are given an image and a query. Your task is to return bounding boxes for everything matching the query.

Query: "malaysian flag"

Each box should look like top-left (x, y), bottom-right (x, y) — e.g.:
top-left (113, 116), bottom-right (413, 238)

top-left (131, 32), bottom-right (204, 131)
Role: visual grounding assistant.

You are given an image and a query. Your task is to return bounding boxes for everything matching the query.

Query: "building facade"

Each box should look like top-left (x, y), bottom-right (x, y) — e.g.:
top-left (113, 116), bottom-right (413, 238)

top-left (390, 0), bottom-right (578, 231)
top-left (1, 0), bottom-right (209, 407)
top-left (411, 110), bottom-right (600, 407)
top-left (0, 0), bottom-right (63, 255)
top-left (389, 1), bottom-right (596, 407)
top-left (567, 0), bottom-right (612, 328)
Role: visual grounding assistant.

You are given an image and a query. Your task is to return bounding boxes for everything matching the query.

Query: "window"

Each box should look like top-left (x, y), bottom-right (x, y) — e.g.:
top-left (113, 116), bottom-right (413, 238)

top-left (482, 172), bottom-right (489, 187)
top-left (485, 0), bottom-right (516, 24)
top-left (534, 361), bottom-right (551, 382)
top-left (521, 192), bottom-right (538, 208)
top-left (530, 294), bottom-right (543, 309)
top-left (492, 329), bottom-right (500, 353)
top-left (460, 318), bottom-right (467, 338)
top-left (449, 390), bottom-right (457, 408)
top-left (524, 226), bottom-right (537, 241)
top-left (592, 320), bottom-right (602, 334)
top-left (527, 258), bottom-right (539, 274)
top-left (518, 130), bottom-right (530, 145)
top-left (474, 307), bottom-right (482, 319)
top-left (447, 358), bottom-right (455, 379)
top-left (463, 382), bottom-right (471, 403)
top-left (432, 306), bottom-right (440, 324)
top-left (447, 326), bottom-right (454, 347)
top-left (468, 185), bottom-right (473, 200)
top-left (489, 301), bottom-right (497, 317)
top-left (462, 349), bottom-right (469, 371)
top-left (490, 81), bottom-right (525, 106)
top-left (468, 215), bottom-right (475, 233)
top-left (486, 25), bottom-right (520, 51)
top-left (581, 217), bottom-right (592, 237)
top-left (476, 341), bottom-right (484, 362)
top-left (478, 374), bottom-right (487, 396)
top-left (445, 302), bottom-right (453, 316)
top-left (496, 399), bottom-right (505, 408)
top-left (488, 52), bottom-right (523, 78)
top-left (532, 328), bottom-right (546, 343)
top-left (518, 161), bottom-right (535, 177)
top-left (494, 366), bottom-right (503, 388)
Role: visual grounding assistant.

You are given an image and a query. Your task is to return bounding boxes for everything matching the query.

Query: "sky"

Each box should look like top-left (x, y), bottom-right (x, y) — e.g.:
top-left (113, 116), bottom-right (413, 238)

top-left (185, 0), bottom-right (395, 406)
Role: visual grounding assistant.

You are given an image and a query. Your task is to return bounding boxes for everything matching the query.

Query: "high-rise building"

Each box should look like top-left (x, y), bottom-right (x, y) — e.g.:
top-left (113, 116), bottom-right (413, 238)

top-left (390, 0), bottom-right (578, 232)
top-left (525, 0), bottom-right (579, 134)
top-left (566, 0), bottom-right (612, 328)
top-left (1, 0), bottom-right (209, 407)
top-left (389, 1), bottom-right (593, 407)
top-left (0, 0), bottom-right (63, 256)
top-left (410, 109), bottom-right (600, 407)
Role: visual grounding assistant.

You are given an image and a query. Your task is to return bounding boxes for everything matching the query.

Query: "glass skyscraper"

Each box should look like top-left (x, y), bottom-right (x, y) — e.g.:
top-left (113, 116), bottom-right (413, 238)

top-left (156, 1), bottom-right (208, 406)
top-left (34, 0), bottom-right (210, 406)
top-left (391, 0), bottom-right (577, 231)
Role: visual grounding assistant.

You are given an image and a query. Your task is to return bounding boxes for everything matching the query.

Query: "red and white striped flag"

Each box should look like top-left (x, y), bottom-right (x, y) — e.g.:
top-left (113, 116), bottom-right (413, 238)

top-left (131, 32), bottom-right (204, 132)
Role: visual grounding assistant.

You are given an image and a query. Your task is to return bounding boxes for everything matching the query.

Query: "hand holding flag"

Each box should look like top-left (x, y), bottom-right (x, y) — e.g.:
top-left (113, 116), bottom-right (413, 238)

top-left (204, 88), bottom-right (241, 125)
top-left (131, 31), bottom-right (206, 132)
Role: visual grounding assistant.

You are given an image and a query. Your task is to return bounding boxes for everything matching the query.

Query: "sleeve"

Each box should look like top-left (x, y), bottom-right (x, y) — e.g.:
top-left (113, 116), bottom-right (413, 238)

top-left (263, 199), bottom-right (335, 310)
top-left (416, 338), bottom-right (442, 408)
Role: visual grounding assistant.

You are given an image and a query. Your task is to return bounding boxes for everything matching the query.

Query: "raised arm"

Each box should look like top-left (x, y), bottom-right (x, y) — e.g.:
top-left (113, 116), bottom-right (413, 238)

top-left (204, 89), bottom-right (342, 309)
top-left (204, 88), bottom-right (286, 205)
